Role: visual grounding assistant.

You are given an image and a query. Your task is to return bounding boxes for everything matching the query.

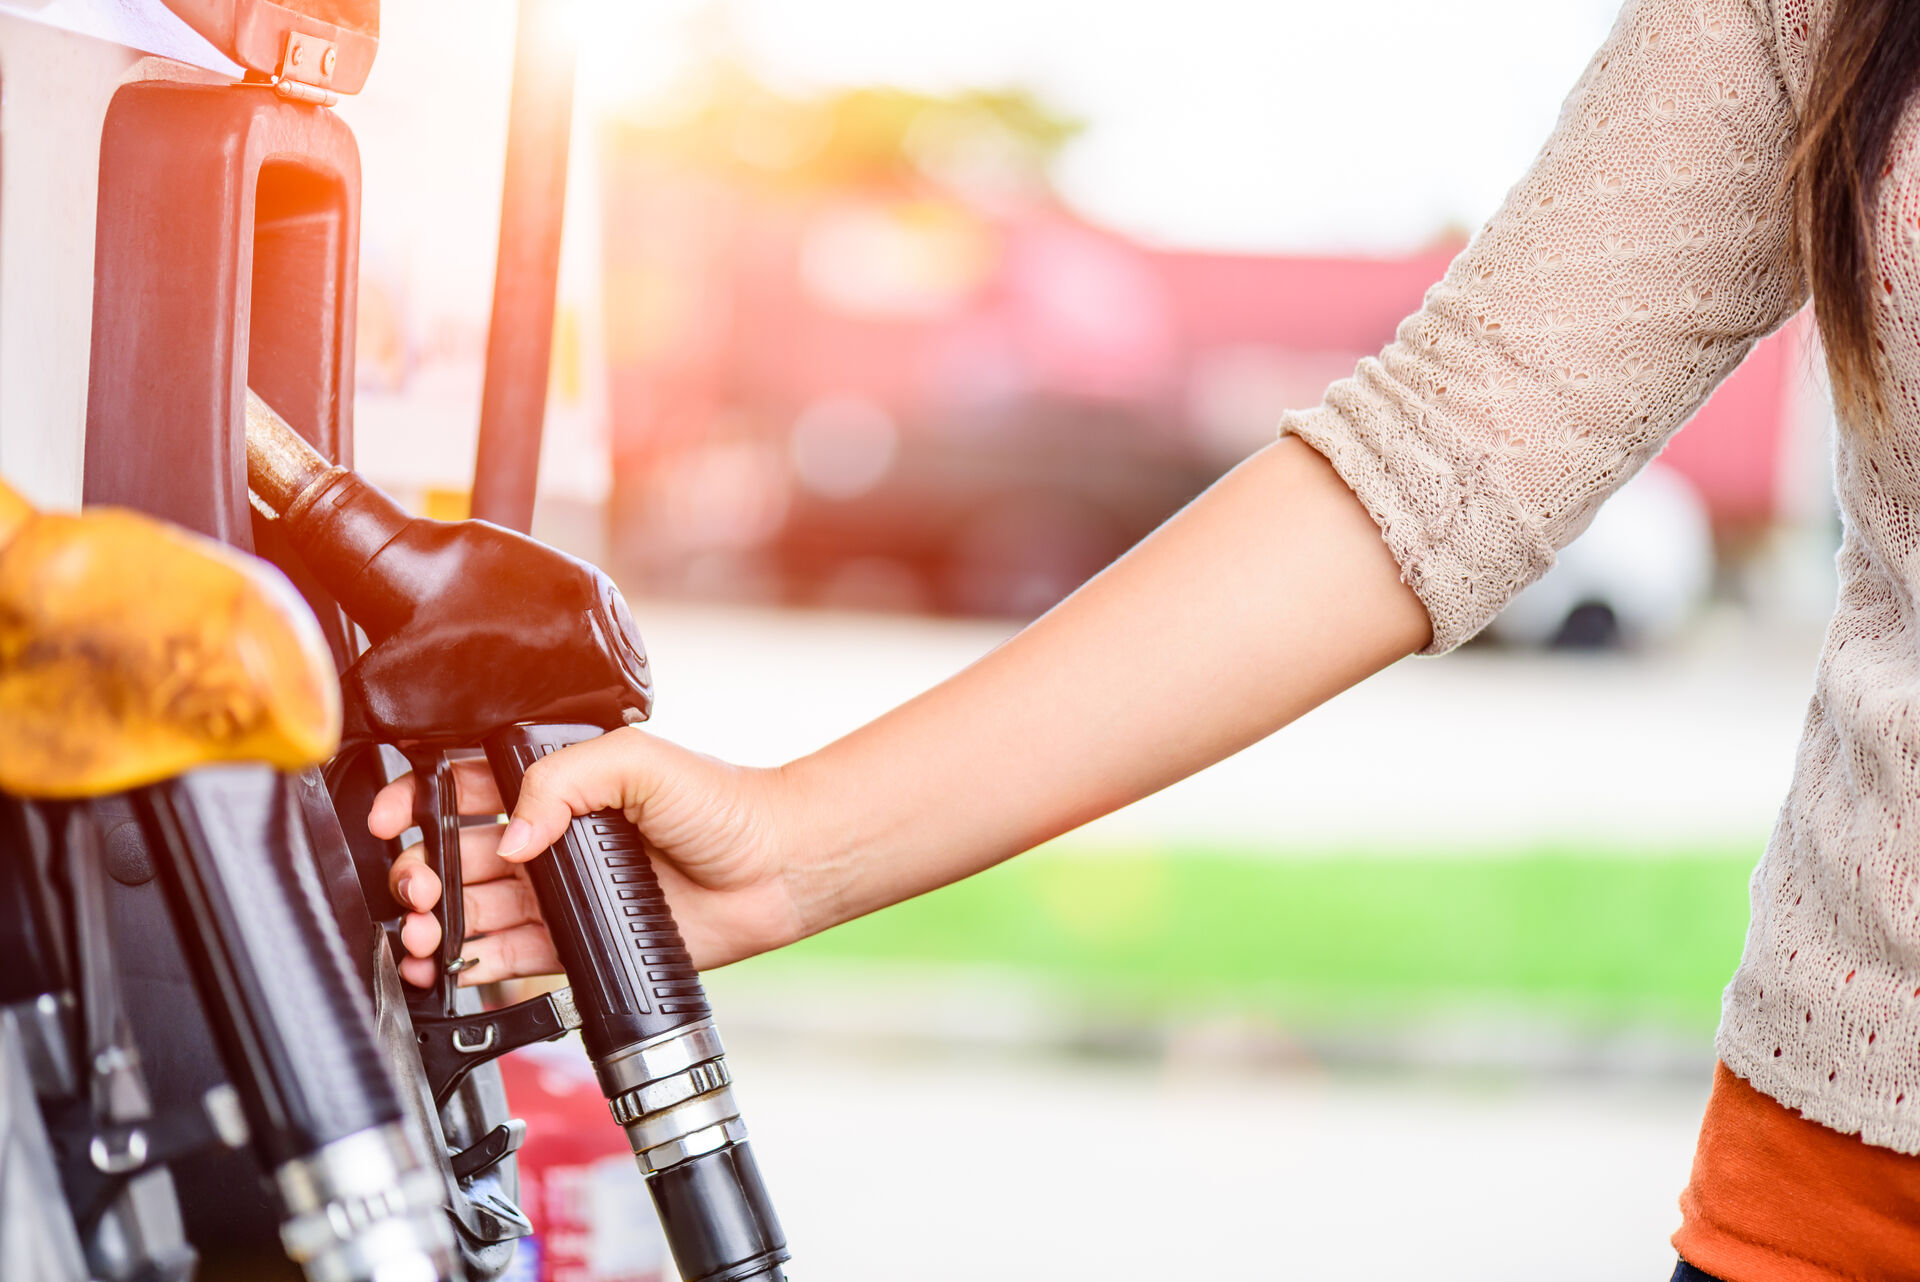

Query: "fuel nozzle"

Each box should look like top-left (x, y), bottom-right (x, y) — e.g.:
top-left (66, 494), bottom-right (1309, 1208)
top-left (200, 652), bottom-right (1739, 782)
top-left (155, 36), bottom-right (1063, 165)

top-left (245, 390), bottom-right (652, 744)
top-left (247, 393), bottom-right (790, 1282)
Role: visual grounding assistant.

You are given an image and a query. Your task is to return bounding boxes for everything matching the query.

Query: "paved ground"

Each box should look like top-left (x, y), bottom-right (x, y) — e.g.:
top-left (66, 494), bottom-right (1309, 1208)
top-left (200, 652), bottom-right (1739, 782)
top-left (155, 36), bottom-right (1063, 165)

top-left (631, 599), bottom-right (1825, 853)
top-left (728, 1038), bottom-right (1709, 1282)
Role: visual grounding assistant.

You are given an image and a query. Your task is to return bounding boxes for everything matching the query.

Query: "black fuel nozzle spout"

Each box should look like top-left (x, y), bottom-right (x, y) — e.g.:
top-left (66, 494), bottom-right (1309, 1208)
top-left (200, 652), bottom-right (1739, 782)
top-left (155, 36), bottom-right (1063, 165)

top-left (245, 392), bottom-right (789, 1282)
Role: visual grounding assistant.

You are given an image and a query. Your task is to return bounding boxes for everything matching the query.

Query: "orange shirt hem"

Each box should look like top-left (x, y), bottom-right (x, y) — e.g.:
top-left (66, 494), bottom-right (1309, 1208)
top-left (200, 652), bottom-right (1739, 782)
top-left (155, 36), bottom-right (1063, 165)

top-left (1673, 1062), bottom-right (1920, 1282)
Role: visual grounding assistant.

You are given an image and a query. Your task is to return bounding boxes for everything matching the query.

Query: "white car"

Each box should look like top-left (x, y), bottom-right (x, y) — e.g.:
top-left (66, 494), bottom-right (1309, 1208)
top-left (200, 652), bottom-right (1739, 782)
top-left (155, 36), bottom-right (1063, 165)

top-left (1485, 462), bottom-right (1715, 649)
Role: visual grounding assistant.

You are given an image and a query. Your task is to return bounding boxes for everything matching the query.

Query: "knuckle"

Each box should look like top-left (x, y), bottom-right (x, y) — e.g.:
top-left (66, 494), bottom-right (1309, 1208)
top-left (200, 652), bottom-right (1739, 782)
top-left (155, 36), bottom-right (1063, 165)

top-left (404, 920), bottom-right (438, 958)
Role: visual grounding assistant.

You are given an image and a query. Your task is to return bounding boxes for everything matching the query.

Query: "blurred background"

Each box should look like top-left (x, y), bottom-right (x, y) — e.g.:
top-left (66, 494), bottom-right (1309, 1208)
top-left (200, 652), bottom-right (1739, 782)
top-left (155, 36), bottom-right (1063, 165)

top-left (337, 1), bottom-right (1842, 1278)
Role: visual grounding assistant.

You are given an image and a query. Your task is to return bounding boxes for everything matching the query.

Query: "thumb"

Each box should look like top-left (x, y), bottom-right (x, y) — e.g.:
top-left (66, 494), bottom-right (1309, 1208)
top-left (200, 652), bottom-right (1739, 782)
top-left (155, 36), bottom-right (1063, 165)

top-left (496, 728), bottom-right (651, 862)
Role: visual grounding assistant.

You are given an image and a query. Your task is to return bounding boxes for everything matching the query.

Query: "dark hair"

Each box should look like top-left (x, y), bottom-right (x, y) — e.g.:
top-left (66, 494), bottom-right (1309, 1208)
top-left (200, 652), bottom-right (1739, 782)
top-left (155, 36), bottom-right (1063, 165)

top-left (1788, 0), bottom-right (1920, 430)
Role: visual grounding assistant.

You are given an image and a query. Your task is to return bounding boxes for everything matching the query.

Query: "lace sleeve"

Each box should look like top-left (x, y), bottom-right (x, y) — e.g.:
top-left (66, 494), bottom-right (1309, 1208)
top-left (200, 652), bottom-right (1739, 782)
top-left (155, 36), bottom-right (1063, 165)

top-left (1283, 0), bottom-right (1805, 654)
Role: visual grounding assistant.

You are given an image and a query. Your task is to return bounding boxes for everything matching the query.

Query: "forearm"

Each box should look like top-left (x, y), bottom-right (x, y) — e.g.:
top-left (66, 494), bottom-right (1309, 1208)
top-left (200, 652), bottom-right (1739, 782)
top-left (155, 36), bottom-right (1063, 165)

top-left (780, 435), bottom-right (1432, 936)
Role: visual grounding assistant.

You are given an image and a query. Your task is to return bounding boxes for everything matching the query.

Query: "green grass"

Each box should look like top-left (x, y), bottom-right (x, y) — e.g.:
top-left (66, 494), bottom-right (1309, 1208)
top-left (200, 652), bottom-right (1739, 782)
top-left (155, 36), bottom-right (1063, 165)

top-left (742, 842), bottom-right (1761, 1032)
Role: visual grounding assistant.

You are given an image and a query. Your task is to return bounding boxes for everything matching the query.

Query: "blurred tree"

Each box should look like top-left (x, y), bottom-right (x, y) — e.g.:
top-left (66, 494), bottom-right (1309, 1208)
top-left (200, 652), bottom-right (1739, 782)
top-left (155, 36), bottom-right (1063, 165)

top-left (606, 51), bottom-right (1083, 203)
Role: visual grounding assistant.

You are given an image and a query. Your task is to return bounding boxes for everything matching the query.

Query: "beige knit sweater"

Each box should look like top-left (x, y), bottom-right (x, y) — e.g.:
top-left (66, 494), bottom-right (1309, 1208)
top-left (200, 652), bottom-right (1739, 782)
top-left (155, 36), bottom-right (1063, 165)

top-left (1281, 0), bottom-right (1920, 1150)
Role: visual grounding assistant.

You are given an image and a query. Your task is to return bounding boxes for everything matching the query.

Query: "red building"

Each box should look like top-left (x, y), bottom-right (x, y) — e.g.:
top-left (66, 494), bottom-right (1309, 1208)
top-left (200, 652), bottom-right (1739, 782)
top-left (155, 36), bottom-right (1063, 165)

top-left (602, 159), bottom-right (1807, 616)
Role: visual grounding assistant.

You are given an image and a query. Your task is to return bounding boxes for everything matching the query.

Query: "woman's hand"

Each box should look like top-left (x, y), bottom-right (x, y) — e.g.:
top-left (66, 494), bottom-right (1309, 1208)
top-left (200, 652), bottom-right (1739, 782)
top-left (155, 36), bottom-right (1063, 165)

top-left (367, 728), bottom-right (810, 987)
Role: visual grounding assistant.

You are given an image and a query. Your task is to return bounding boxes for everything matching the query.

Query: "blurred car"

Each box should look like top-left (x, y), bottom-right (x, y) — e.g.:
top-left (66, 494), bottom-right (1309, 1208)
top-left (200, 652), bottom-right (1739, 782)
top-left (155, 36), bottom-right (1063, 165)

top-left (777, 398), bottom-right (1212, 617)
top-left (1485, 462), bottom-right (1715, 649)
top-left (617, 395), bottom-right (1211, 618)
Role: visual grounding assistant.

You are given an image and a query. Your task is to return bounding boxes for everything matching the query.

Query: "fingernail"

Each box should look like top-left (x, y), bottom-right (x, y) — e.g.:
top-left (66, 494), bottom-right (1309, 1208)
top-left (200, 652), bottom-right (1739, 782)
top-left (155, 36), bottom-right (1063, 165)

top-left (498, 819), bottom-right (532, 858)
top-left (396, 875), bottom-right (416, 909)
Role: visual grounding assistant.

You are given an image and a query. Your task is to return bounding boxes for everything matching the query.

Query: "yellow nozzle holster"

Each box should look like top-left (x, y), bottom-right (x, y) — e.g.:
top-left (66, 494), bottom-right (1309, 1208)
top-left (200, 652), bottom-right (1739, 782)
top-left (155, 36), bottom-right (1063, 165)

top-left (0, 478), bottom-right (340, 798)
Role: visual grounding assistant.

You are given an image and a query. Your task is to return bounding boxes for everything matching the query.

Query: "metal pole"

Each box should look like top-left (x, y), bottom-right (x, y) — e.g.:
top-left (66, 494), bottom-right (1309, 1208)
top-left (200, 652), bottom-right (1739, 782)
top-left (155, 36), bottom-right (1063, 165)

top-left (471, 0), bottom-right (577, 533)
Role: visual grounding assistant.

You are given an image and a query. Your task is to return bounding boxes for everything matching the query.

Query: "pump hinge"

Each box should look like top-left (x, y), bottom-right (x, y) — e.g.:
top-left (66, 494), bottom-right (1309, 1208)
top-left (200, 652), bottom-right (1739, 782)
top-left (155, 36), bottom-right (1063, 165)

top-left (274, 30), bottom-right (340, 106)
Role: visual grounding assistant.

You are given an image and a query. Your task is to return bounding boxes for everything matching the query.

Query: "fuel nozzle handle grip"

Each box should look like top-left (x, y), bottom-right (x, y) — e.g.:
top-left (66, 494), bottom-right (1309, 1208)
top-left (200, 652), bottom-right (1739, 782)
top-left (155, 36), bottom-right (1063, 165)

top-left (480, 724), bottom-right (708, 1058)
top-left (483, 723), bottom-right (790, 1282)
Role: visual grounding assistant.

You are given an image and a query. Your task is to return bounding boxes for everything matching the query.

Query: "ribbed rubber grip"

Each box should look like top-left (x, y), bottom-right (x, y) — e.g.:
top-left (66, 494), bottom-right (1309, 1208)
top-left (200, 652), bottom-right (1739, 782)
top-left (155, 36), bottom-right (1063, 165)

top-left (482, 724), bottom-right (711, 1062)
top-left (135, 766), bottom-right (400, 1164)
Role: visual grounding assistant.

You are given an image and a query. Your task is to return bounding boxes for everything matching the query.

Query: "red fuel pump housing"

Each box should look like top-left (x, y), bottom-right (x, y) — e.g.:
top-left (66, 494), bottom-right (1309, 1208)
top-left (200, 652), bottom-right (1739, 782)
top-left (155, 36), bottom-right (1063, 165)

top-left (500, 1043), bottom-right (671, 1282)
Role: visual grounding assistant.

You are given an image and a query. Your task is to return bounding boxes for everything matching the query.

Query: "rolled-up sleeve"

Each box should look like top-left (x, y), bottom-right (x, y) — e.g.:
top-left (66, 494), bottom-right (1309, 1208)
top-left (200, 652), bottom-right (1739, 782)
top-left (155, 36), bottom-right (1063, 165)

top-left (1284, 0), bottom-right (1805, 653)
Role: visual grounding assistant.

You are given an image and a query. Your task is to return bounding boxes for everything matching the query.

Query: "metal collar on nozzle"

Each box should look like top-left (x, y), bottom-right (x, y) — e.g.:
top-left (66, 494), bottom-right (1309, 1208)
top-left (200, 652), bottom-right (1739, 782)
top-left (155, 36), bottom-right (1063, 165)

top-left (245, 389), bottom-right (342, 517)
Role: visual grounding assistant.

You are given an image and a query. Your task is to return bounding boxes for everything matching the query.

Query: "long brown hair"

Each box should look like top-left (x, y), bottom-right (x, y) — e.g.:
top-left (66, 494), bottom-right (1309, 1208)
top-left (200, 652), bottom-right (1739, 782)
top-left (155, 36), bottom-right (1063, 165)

top-left (1789, 0), bottom-right (1920, 430)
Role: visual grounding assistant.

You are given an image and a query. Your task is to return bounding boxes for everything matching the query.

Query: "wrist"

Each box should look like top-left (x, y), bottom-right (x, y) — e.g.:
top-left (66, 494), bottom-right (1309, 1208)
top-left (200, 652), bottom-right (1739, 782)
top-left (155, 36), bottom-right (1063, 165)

top-left (764, 749), bottom-right (869, 944)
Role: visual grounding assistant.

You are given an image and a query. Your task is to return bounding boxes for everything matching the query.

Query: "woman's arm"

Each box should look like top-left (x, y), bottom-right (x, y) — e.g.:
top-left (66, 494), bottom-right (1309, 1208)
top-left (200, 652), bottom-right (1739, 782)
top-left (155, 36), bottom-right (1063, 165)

top-left (374, 437), bottom-right (1423, 980)
top-left (773, 436), bottom-right (1428, 934)
top-left (460, 436), bottom-right (1427, 964)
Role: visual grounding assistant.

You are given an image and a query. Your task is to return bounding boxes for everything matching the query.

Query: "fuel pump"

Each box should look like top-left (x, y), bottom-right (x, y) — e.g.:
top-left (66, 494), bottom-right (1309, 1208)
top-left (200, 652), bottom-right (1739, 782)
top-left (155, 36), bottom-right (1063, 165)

top-left (65, 0), bottom-right (784, 1274)
top-left (80, 3), bottom-right (537, 1275)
